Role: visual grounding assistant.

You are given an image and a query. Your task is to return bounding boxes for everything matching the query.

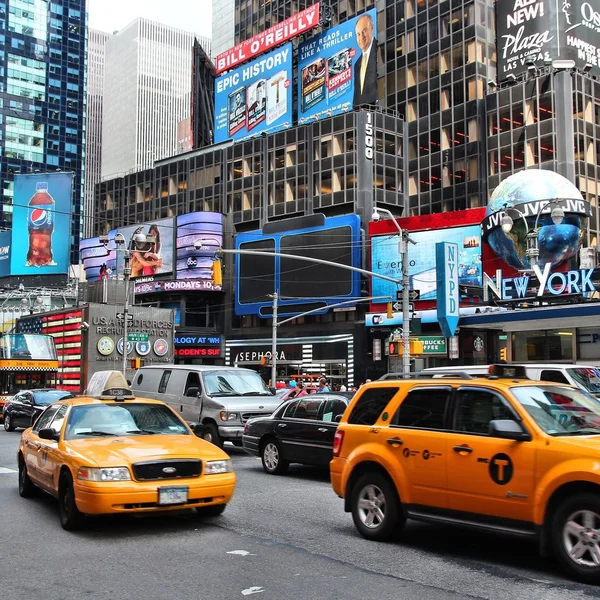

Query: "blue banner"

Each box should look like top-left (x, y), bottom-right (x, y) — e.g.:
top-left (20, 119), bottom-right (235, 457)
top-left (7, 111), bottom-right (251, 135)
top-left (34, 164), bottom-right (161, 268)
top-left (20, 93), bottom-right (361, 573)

top-left (10, 173), bottom-right (72, 275)
top-left (214, 43), bottom-right (293, 143)
top-left (436, 242), bottom-right (460, 339)
top-left (298, 8), bottom-right (377, 124)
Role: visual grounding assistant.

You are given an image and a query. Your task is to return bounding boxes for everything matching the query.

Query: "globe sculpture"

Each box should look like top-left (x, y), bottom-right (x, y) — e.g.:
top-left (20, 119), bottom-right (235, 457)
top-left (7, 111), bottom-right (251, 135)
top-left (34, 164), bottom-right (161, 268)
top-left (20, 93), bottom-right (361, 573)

top-left (486, 170), bottom-right (586, 271)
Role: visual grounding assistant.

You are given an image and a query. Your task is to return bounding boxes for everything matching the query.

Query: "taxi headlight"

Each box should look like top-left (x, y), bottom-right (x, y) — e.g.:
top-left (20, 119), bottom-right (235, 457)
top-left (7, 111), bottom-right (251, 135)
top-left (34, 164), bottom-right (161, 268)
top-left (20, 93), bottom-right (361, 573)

top-left (204, 460), bottom-right (232, 475)
top-left (219, 411), bottom-right (239, 422)
top-left (77, 467), bottom-right (131, 481)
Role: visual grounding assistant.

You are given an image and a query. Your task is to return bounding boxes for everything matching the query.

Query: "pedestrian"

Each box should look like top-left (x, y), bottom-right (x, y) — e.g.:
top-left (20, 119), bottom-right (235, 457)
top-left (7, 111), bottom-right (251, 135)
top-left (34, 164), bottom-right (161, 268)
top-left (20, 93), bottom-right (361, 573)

top-left (339, 382), bottom-right (347, 392)
top-left (316, 377), bottom-right (330, 393)
top-left (295, 381), bottom-right (308, 397)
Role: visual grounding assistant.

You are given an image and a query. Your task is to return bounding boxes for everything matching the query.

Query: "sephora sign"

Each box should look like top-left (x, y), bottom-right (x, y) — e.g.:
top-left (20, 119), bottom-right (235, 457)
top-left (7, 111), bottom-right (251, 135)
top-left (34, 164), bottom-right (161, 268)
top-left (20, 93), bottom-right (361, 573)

top-left (496, 0), bottom-right (600, 80)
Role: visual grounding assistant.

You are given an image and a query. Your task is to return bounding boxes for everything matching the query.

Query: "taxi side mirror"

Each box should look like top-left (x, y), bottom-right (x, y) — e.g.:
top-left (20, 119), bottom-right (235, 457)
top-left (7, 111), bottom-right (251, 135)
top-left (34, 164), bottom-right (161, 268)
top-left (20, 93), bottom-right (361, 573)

top-left (489, 419), bottom-right (531, 442)
top-left (38, 428), bottom-right (59, 442)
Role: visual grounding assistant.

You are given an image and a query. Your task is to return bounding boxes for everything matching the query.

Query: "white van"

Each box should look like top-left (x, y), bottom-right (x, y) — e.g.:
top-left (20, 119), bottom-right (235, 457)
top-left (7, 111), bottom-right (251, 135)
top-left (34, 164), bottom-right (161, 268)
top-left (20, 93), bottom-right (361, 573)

top-left (422, 364), bottom-right (600, 398)
top-left (131, 365), bottom-right (280, 448)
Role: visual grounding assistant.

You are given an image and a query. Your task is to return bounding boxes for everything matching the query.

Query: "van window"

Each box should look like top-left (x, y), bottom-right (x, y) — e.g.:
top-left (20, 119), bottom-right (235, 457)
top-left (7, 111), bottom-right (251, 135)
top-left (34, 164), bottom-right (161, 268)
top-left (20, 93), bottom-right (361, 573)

top-left (158, 370), bottom-right (172, 394)
top-left (184, 372), bottom-right (202, 396)
top-left (540, 370), bottom-right (569, 384)
top-left (347, 387), bottom-right (398, 425)
top-left (136, 374), bottom-right (143, 385)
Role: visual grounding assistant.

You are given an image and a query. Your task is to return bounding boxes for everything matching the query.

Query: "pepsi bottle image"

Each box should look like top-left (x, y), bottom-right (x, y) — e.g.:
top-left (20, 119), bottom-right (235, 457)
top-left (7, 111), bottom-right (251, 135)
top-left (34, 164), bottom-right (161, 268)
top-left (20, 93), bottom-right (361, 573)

top-left (26, 182), bottom-right (56, 267)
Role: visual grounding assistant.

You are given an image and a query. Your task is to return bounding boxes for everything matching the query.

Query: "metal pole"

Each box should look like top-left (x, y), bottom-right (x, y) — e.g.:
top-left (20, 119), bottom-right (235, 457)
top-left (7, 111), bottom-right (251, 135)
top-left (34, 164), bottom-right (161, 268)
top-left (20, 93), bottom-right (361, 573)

top-left (270, 291), bottom-right (278, 388)
top-left (401, 231), bottom-right (410, 375)
top-left (122, 251), bottom-right (131, 377)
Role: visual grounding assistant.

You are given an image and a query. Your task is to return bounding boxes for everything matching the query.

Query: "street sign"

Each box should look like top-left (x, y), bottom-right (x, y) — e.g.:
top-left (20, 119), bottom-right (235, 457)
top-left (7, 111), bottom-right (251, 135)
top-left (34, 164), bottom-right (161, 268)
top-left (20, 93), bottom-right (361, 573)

top-left (396, 290), bottom-right (420, 302)
top-left (116, 312), bottom-right (134, 321)
top-left (127, 332), bottom-right (149, 343)
top-left (392, 301), bottom-right (414, 312)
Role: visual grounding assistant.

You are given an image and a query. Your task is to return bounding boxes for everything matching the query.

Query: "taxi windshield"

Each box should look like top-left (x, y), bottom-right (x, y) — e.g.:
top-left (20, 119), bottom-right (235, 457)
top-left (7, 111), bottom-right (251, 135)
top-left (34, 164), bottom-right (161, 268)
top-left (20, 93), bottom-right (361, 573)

top-left (511, 385), bottom-right (600, 436)
top-left (567, 368), bottom-right (600, 397)
top-left (64, 403), bottom-right (190, 439)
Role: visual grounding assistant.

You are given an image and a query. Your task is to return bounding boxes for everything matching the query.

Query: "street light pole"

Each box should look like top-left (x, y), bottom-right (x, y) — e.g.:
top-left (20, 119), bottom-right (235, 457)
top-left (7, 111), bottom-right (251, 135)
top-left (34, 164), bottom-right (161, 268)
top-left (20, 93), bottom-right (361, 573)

top-left (122, 250), bottom-right (131, 377)
top-left (269, 291), bottom-right (278, 387)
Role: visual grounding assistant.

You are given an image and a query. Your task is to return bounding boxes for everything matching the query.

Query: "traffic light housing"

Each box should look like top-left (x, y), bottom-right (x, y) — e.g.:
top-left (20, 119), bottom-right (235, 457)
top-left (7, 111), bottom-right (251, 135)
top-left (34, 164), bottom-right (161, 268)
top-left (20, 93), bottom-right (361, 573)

top-left (130, 358), bottom-right (141, 370)
top-left (499, 347), bottom-right (507, 361)
top-left (386, 302), bottom-right (393, 319)
top-left (211, 259), bottom-right (223, 287)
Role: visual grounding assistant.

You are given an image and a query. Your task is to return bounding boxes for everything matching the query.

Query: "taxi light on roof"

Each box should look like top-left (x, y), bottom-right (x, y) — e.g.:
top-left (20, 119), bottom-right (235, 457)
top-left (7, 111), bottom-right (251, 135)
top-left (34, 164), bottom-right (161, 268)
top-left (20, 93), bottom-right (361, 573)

top-left (85, 371), bottom-right (135, 400)
top-left (488, 364), bottom-right (529, 379)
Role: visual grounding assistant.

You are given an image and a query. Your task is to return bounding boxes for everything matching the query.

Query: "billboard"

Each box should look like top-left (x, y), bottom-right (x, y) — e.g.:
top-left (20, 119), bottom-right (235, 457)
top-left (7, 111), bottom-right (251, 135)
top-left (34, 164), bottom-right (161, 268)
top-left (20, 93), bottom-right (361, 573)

top-left (496, 0), bottom-right (600, 80)
top-left (0, 230), bottom-right (11, 277)
top-left (215, 3), bottom-right (320, 74)
top-left (235, 214), bottom-right (361, 317)
top-left (298, 9), bottom-right (378, 124)
top-left (214, 44), bottom-right (293, 143)
top-left (371, 225), bottom-right (482, 302)
top-left (10, 173), bottom-right (73, 276)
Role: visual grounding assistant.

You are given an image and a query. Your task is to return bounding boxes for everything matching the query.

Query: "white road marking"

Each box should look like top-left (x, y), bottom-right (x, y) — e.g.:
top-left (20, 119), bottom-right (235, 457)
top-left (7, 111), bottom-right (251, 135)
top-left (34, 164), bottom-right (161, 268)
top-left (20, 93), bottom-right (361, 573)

top-left (228, 550), bottom-right (255, 556)
top-left (0, 467), bottom-right (17, 474)
top-left (241, 587), bottom-right (264, 596)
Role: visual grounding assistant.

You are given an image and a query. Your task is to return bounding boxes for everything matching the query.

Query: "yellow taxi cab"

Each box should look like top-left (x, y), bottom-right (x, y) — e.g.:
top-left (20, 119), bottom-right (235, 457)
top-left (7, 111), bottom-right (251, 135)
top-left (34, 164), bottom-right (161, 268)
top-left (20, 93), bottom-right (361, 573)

top-left (330, 365), bottom-right (600, 583)
top-left (17, 371), bottom-right (236, 530)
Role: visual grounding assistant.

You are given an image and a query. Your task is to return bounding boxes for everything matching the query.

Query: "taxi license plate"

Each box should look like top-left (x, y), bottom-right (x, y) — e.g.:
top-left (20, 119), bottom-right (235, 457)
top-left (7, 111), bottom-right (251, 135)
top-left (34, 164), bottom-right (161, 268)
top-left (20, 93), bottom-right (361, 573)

top-left (158, 487), bottom-right (188, 505)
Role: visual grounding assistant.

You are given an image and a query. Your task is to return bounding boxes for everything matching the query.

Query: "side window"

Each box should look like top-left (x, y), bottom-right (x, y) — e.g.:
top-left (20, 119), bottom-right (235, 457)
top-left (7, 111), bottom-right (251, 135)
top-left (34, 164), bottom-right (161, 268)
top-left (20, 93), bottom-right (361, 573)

top-left (392, 388), bottom-right (451, 429)
top-left (454, 389), bottom-right (515, 435)
top-left (184, 372), bottom-right (201, 396)
top-left (321, 398), bottom-right (348, 422)
top-left (540, 370), bottom-right (569, 384)
top-left (293, 398), bottom-right (324, 420)
top-left (136, 373), bottom-right (143, 385)
top-left (282, 400), bottom-right (299, 418)
top-left (32, 406), bottom-right (60, 433)
top-left (347, 387), bottom-right (399, 425)
top-left (48, 405), bottom-right (68, 435)
top-left (158, 370), bottom-right (172, 394)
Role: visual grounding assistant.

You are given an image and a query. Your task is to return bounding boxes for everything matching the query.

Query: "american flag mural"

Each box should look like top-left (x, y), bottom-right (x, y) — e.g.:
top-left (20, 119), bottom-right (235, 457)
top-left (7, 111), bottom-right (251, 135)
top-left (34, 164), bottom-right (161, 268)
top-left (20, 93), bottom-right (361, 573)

top-left (18, 310), bottom-right (84, 392)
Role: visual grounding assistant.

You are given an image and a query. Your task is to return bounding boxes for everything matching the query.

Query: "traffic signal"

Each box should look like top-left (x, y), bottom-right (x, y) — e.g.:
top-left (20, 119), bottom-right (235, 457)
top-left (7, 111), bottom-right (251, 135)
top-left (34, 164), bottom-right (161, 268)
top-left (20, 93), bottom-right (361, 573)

top-left (386, 302), bottom-right (393, 319)
top-left (388, 342), bottom-right (398, 355)
top-left (499, 347), bottom-right (507, 361)
top-left (130, 358), bottom-right (141, 370)
top-left (211, 259), bottom-right (223, 287)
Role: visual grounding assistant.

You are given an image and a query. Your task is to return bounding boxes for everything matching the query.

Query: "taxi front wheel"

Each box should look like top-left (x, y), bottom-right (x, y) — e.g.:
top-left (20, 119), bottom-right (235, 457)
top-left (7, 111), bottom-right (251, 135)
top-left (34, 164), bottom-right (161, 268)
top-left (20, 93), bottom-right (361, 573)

top-left (552, 493), bottom-right (600, 583)
top-left (58, 471), bottom-right (86, 531)
top-left (350, 472), bottom-right (405, 541)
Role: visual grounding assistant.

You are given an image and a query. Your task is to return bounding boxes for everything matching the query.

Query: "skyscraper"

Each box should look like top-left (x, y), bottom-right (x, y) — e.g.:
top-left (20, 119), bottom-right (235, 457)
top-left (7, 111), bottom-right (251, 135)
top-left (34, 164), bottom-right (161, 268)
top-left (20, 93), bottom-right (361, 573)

top-left (211, 0), bottom-right (234, 60)
top-left (0, 0), bottom-right (87, 264)
top-left (101, 18), bottom-right (210, 180)
top-left (84, 28), bottom-right (109, 238)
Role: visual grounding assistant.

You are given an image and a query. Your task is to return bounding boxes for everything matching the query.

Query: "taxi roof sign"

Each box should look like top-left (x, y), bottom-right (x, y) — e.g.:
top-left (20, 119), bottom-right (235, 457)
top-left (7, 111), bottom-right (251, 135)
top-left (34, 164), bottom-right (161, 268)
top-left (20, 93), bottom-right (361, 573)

top-left (85, 370), bottom-right (134, 399)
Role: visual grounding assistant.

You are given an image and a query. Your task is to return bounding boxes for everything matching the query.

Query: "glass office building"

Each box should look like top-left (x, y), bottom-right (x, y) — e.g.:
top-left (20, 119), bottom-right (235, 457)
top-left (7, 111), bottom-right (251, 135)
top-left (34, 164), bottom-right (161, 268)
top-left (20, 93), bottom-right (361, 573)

top-left (0, 0), bottom-right (87, 264)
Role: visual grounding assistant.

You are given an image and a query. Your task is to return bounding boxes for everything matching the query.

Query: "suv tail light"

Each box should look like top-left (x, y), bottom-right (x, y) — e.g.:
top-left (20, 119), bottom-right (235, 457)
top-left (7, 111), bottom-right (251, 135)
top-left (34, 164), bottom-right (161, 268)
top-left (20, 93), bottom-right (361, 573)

top-left (333, 430), bottom-right (344, 457)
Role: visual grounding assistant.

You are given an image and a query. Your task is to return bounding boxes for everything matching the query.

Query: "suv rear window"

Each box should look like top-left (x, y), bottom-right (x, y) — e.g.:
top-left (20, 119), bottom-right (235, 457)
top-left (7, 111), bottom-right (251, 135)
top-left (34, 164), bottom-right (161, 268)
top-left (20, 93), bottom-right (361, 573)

top-left (347, 387), bottom-right (398, 425)
top-left (392, 387), bottom-right (451, 429)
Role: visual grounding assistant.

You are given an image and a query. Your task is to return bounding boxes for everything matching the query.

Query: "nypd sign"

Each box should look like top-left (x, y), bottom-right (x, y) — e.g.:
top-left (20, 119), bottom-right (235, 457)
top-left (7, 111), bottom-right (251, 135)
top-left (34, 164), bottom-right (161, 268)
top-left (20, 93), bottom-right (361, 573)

top-left (436, 242), bottom-right (459, 338)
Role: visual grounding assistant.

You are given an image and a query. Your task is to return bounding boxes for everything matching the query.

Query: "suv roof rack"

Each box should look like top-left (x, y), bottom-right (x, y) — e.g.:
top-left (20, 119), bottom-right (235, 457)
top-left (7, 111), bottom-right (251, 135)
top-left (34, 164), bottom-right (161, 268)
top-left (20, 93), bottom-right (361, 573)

top-left (378, 371), bottom-right (474, 381)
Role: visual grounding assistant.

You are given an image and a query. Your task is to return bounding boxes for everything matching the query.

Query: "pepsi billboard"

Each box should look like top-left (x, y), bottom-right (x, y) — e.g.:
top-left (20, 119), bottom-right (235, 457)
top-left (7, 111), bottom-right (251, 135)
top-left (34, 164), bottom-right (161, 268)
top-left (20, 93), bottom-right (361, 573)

top-left (10, 173), bottom-right (73, 276)
top-left (298, 9), bottom-right (378, 124)
top-left (213, 43), bottom-right (293, 143)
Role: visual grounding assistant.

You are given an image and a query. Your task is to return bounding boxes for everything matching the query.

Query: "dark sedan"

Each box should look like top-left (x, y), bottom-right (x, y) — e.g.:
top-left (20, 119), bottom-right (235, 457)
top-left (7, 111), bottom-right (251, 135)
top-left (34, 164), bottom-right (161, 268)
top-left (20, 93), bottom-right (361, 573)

top-left (242, 393), bottom-right (349, 474)
top-left (3, 389), bottom-right (75, 432)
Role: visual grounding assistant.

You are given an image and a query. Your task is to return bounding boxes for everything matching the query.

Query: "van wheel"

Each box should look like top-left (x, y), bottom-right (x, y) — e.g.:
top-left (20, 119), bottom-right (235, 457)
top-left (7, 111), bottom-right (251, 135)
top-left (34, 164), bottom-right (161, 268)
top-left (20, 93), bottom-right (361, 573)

top-left (350, 472), bottom-right (404, 541)
top-left (552, 493), bottom-right (600, 583)
top-left (201, 423), bottom-right (223, 449)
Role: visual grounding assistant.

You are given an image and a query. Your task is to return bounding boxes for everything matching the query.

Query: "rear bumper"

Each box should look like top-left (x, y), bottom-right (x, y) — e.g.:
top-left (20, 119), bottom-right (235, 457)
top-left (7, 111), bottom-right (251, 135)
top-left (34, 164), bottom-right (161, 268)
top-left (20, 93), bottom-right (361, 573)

top-left (330, 457), bottom-right (348, 499)
top-left (74, 473), bottom-right (236, 515)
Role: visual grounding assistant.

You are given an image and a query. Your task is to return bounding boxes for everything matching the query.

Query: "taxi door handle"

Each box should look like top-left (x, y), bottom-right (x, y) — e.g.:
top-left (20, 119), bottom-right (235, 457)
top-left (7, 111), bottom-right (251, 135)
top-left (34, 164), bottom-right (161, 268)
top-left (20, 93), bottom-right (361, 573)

top-left (386, 437), bottom-right (403, 445)
top-left (453, 445), bottom-right (473, 453)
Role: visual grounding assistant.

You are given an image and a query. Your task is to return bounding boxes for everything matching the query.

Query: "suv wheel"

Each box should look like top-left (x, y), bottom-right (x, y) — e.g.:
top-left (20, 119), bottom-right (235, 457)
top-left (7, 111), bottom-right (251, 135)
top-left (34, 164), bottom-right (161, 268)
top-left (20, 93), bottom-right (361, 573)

top-left (552, 493), bottom-right (600, 583)
top-left (351, 472), bottom-right (404, 541)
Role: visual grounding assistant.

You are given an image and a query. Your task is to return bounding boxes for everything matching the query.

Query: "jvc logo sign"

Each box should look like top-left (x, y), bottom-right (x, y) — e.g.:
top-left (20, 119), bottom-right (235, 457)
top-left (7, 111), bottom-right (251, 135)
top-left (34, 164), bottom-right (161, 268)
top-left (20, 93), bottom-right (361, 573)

top-left (364, 112), bottom-right (373, 160)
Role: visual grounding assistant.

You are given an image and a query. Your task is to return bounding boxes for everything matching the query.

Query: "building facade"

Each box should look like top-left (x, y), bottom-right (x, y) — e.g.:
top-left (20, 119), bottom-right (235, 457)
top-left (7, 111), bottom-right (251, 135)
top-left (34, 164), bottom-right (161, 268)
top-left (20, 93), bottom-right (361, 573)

top-left (84, 28), bottom-right (109, 238)
top-left (0, 0), bottom-right (87, 264)
top-left (211, 0), bottom-right (235, 60)
top-left (101, 19), bottom-right (210, 180)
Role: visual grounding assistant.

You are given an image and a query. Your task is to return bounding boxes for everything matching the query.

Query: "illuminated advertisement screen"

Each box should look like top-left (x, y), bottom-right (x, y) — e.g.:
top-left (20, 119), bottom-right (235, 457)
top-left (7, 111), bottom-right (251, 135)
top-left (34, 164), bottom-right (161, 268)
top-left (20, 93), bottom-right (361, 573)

top-left (214, 43), bottom-right (293, 143)
top-left (371, 225), bottom-right (482, 302)
top-left (298, 8), bottom-right (378, 124)
top-left (0, 230), bottom-right (11, 277)
top-left (10, 173), bottom-right (73, 276)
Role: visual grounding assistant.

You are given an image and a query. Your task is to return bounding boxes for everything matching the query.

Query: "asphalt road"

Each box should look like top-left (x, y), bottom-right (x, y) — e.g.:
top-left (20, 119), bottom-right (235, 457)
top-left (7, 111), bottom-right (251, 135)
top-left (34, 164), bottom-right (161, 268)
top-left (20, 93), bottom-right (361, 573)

top-left (1, 431), bottom-right (600, 600)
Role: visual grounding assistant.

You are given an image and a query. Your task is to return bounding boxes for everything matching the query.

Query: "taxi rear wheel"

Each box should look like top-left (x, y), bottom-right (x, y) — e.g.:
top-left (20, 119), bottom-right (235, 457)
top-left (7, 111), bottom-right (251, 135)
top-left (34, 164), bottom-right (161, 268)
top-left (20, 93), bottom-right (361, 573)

top-left (18, 455), bottom-right (38, 498)
top-left (195, 504), bottom-right (226, 517)
top-left (552, 493), bottom-right (600, 583)
top-left (4, 414), bottom-right (15, 432)
top-left (350, 472), bottom-right (405, 541)
top-left (58, 471), bottom-right (86, 531)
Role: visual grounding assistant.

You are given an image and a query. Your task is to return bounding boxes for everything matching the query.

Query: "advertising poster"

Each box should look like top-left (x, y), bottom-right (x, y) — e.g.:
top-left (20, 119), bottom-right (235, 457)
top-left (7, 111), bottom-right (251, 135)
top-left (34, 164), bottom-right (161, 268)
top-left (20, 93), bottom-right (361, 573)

top-left (560, 0), bottom-right (600, 76)
top-left (214, 43), bottom-right (293, 143)
top-left (371, 225), bottom-right (482, 302)
top-left (10, 173), bottom-right (73, 275)
top-left (298, 8), bottom-right (378, 124)
top-left (0, 229), bottom-right (11, 277)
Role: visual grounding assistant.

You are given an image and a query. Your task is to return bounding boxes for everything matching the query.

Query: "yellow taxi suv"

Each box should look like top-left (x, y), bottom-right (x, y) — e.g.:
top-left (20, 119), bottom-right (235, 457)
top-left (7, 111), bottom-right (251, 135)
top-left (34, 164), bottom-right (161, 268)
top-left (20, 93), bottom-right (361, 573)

top-left (17, 371), bottom-right (236, 531)
top-left (331, 366), bottom-right (600, 584)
